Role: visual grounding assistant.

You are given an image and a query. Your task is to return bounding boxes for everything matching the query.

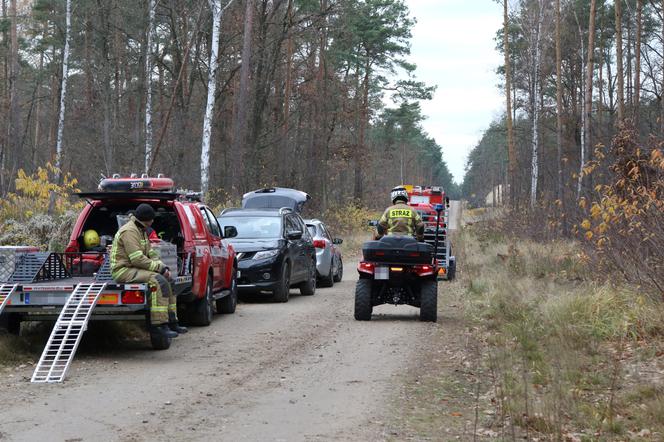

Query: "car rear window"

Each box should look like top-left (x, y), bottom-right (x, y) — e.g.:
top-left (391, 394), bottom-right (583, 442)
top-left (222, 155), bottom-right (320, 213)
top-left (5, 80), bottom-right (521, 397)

top-left (78, 202), bottom-right (182, 249)
top-left (219, 216), bottom-right (282, 239)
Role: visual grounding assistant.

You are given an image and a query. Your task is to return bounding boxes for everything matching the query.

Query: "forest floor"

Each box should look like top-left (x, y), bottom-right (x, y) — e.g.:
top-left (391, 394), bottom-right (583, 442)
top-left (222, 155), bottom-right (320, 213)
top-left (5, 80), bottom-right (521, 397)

top-left (389, 208), bottom-right (664, 441)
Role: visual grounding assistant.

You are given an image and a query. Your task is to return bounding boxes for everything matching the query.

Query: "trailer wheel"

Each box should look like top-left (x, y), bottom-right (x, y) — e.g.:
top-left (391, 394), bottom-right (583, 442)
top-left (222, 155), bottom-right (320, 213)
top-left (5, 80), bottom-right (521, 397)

top-left (354, 278), bottom-right (373, 321)
top-left (150, 331), bottom-right (172, 350)
top-left (2, 313), bottom-right (21, 335)
top-left (448, 257), bottom-right (456, 281)
top-left (419, 280), bottom-right (438, 322)
top-left (217, 269), bottom-right (238, 314)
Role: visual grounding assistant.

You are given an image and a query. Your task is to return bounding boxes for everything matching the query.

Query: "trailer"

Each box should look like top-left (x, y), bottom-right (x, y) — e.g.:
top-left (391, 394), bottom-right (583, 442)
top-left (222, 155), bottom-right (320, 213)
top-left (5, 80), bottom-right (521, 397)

top-left (0, 174), bottom-right (238, 383)
top-left (403, 185), bottom-right (456, 280)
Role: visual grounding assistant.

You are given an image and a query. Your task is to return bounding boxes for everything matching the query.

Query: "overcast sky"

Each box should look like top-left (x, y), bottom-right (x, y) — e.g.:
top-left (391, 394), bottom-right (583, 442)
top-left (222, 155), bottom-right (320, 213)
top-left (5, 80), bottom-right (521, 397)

top-left (403, 0), bottom-right (504, 183)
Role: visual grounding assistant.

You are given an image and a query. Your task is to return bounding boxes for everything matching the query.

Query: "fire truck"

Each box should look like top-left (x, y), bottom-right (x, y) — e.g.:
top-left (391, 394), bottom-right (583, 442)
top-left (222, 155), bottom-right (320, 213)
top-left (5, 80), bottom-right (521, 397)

top-left (403, 185), bottom-right (456, 280)
top-left (0, 175), bottom-right (238, 382)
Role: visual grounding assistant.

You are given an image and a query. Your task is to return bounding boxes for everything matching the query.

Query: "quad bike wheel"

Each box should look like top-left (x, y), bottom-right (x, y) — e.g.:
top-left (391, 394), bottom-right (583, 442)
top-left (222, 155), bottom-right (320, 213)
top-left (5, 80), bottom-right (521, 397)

top-left (354, 278), bottom-right (373, 321)
top-left (419, 280), bottom-right (438, 322)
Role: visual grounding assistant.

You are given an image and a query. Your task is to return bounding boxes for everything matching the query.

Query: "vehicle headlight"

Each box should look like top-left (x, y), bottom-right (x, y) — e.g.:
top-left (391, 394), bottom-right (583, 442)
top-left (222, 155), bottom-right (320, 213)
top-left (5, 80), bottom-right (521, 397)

top-left (253, 249), bottom-right (279, 260)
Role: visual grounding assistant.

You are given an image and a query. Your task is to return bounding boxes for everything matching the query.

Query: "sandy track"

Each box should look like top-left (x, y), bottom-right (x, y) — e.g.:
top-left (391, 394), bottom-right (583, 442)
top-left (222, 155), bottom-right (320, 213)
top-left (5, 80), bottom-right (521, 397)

top-left (0, 203), bottom-right (462, 441)
top-left (0, 269), bottom-right (439, 442)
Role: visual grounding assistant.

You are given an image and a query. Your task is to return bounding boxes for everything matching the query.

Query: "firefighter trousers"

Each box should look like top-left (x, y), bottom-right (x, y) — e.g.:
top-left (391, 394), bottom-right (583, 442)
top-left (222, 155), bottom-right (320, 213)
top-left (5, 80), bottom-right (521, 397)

top-left (114, 268), bottom-right (176, 325)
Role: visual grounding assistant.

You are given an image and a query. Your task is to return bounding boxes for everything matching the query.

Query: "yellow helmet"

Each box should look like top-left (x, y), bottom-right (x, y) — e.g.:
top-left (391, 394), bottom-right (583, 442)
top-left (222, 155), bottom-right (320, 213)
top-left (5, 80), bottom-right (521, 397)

top-left (83, 229), bottom-right (100, 249)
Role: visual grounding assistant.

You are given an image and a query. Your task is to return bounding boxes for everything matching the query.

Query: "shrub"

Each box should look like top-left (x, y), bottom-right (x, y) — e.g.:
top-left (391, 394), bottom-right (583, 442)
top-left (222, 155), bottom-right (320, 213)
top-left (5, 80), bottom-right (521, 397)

top-left (0, 165), bottom-right (82, 250)
top-left (577, 128), bottom-right (663, 298)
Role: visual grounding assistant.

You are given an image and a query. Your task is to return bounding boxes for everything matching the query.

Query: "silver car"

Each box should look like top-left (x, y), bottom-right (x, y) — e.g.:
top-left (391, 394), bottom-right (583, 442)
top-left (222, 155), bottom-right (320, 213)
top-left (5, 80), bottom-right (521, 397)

top-left (304, 219), bottom-right (343, 287)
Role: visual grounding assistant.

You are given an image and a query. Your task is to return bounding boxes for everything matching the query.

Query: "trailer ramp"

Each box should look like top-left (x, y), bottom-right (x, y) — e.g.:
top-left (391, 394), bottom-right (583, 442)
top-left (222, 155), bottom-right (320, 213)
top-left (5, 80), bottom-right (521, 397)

top-left (31, 283), bottom-right (107, 383)
top-left (0, 284), bottom-right (18, 315)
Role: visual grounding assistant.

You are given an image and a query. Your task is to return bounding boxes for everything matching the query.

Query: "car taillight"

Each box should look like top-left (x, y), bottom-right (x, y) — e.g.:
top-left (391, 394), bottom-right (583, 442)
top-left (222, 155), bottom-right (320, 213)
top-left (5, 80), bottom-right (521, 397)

top-left (413, 264), bottom-right (434, 276)
top-left (122, 290), bottom-right (145, 304)
top-left (313, 239), bottom-right (327, 249)
top-left (357, 262), bottom-right (375, 274)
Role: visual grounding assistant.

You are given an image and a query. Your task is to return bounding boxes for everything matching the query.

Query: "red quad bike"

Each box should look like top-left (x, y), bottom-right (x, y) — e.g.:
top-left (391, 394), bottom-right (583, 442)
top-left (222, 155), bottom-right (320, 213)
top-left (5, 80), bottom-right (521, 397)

top-left (354, 204), bottom-right (445, 322)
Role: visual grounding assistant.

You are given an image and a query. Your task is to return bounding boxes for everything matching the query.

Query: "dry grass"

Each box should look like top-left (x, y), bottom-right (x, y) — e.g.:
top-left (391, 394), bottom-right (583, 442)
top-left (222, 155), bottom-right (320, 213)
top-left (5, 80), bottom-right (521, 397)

top-left (458, 221), bottom-right (664, 439)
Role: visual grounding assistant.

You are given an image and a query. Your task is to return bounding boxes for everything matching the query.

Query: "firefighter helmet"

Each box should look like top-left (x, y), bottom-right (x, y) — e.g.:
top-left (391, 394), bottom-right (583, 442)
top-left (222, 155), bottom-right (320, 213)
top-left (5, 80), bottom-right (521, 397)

top-left (83, 229), bottom-right (100, 249)
top-left (390, 186), bottom-right (409, 204)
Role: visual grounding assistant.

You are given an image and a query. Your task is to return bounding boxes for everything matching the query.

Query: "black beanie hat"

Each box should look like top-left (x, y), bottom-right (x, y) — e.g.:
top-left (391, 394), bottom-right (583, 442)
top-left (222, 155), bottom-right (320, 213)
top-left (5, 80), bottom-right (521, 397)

top-left (135, 204), bottom-right (156, 222)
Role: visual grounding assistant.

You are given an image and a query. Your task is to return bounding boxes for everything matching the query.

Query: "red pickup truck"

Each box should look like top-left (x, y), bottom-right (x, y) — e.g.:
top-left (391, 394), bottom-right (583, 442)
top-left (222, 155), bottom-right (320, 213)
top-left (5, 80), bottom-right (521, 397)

top-left (0, 176), bottom-right (238, 349)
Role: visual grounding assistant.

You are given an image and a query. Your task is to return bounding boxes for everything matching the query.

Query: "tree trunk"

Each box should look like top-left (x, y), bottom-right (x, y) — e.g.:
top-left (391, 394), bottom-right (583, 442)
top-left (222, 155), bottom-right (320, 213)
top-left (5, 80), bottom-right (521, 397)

top-left (626, 4), bottom-right (632, 107)
top-left (145, 0), bottom-right (156, 173)
top-left (615, 0), bottom-right (625, 122)
top-left (355, 60), bottom-right (370, 202)
top-left (530, 0), bottom-right (543, 208)
top-left (232, 0), bottom-right (254, 192)
top-left (504, 0), bottom-right (516, 209)
top-left (281, 0), bottom-right (293, 170)
top-left (633, 0), bottom-right (642, 128)
top-left (582, 0), bottom-right (597, 199)
top-left (201, 0), bottom-right (235, 195)
top-left (574, 10), bottom-right (586, 200)
top-left (6, 0), bottom-right (19, 187)
top-left (555, 0), bottom-right (564, 208)
top-left (49, 0), bottom-right (71, 213)
top-left (54, 0), bottom-right (72, 176)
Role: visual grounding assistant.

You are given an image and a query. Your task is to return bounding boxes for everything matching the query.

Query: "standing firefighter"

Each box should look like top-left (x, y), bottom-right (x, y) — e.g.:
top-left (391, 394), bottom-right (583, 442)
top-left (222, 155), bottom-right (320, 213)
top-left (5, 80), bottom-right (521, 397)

top-left (376, 186), bottom-right (425, 241)
top-left (110, 204), bottom-right (187, 342)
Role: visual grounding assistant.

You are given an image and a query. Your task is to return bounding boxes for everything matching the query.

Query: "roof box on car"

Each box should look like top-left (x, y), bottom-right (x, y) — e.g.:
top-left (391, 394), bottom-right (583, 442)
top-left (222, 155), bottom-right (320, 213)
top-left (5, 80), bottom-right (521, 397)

top-left (241, 187), bottom-right (310, 213)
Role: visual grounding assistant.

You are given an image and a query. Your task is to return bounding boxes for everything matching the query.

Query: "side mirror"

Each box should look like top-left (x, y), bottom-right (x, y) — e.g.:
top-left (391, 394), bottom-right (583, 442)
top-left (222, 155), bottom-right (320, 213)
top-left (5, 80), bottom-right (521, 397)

top-left (368, 220), bottom-right (378, 227)
top-left (286, 230), bottom-right (303, 240)
top-left (445, 196), bottom-right (450, 208)
top-left (332, 238), bottom-right (343, 245)
top-left (224, 226), bottom-right (238, 239)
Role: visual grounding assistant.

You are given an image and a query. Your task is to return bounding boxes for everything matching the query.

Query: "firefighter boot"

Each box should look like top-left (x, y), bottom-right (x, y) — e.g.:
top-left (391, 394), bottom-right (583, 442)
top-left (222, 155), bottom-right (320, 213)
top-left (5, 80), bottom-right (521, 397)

top-left (150, 324), bottom-right (178, 339)
top-left (168, 312), bottom-right (188, 334)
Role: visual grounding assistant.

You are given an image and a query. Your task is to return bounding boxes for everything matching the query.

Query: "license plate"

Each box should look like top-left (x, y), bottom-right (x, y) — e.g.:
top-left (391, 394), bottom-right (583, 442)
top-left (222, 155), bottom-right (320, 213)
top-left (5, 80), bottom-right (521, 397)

top-left (374, 266), bottom-right (389, 280)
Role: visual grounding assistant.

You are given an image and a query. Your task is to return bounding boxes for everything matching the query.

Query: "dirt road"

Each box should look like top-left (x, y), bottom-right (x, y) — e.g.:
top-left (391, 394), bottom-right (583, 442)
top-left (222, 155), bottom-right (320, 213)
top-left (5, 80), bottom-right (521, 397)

top-left (448, 200), bottom-right (462, 231)
top-left (0, 276), bottom-right (442, 441)
top-left (0, 204), bottom-right (463, 442)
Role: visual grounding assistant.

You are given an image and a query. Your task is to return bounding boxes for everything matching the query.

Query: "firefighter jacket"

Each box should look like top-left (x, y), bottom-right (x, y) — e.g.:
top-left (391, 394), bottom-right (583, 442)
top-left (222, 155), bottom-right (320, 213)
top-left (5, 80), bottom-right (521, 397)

top-left (378, 202), bottom-right (425, 240)
top-left (110, 215), bottom-right (165, 280)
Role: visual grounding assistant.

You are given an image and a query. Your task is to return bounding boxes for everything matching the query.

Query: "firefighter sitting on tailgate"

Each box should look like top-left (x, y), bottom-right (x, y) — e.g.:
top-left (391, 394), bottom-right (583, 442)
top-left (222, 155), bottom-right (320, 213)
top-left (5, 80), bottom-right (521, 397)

top-left (110, 203), bottom-right (187, 341)
top-left (376, 186), bottom-right (425, 241)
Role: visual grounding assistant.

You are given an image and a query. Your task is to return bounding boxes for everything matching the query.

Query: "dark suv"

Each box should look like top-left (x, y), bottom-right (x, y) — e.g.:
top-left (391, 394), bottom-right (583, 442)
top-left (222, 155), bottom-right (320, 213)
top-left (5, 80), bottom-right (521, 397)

top-left (218, 208), bottom-right (316, 302)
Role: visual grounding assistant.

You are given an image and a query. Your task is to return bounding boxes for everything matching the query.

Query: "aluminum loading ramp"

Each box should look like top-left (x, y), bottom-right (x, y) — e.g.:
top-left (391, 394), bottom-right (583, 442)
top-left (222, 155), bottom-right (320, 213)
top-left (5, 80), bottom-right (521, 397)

top-left (0, 284), bottom-right (18, 315)
top-left (31, 283), bottom-right (107, 383)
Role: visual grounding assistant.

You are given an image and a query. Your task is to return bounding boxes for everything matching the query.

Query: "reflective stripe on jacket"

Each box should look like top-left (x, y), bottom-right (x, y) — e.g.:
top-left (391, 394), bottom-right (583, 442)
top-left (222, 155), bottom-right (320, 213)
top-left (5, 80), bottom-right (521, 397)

top-left (110, 215), bottom-right (164, 280)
